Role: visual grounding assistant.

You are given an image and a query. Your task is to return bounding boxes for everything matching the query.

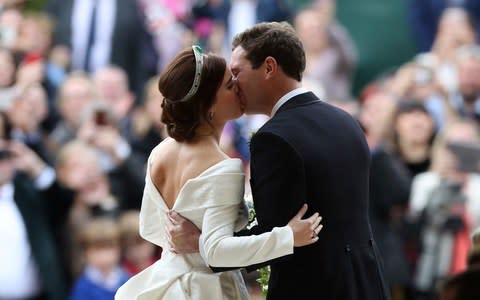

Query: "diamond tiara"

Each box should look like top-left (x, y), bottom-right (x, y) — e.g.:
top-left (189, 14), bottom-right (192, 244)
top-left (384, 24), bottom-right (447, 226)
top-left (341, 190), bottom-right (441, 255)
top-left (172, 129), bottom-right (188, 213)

top-left (179, 45), bottom-right (204, 102)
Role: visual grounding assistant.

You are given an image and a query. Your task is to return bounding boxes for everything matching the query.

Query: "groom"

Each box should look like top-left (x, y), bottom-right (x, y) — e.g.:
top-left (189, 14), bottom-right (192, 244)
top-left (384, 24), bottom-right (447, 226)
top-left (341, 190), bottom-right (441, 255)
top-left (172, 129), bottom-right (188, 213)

top-left (167, 22), bottom-right (391, 300)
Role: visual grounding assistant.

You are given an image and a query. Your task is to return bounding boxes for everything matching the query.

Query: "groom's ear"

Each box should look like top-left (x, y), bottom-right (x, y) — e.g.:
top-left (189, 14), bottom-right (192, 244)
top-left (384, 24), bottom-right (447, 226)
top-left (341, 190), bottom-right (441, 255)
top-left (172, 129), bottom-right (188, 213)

top-left (264, 56), bottom-right (278, 79)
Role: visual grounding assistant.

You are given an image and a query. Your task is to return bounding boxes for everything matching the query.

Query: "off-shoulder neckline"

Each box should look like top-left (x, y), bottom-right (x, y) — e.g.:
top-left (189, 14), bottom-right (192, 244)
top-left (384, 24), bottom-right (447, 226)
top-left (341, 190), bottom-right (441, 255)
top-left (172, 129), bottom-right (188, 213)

top-left (147, 158), bottom-right (242, 210)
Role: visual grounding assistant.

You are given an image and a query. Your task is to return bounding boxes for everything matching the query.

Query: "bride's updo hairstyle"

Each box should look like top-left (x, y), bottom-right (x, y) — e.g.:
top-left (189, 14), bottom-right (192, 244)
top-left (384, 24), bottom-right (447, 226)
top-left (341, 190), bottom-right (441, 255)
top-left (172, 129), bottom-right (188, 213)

top-left (158, 46), bottom-right (226, 142)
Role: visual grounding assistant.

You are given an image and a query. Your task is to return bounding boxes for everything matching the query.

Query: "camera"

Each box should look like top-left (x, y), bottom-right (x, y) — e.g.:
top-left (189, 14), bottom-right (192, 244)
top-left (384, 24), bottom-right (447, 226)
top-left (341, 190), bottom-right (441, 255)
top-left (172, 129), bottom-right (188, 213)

top-left (447, 141), bottom-right (480, 173)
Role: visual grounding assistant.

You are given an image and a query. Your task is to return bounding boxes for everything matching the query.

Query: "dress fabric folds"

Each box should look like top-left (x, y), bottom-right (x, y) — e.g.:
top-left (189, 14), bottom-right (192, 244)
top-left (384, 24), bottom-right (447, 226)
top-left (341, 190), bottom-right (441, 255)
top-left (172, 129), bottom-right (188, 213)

top-left (116, 147), bottom-right (294, 300)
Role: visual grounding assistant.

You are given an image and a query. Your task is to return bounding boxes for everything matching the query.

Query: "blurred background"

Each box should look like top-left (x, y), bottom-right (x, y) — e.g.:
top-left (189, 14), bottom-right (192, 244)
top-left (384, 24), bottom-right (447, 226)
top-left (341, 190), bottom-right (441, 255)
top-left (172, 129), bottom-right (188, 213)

top-left (1, 0), bottom-right (480, 299)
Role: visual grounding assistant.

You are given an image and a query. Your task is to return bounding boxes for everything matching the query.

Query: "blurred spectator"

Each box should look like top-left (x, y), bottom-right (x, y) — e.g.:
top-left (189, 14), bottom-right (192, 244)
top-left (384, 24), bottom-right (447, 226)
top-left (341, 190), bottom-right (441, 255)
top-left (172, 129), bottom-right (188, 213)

top-left (138, 0), bottom-right (192, 72)
top-left (47, 72), bottom-right (96, 155)
top-left (438, 227), bottom-right (480, 300)
top-left (46, 0), bottom-right (157, 98)
top-left (118, 210), bottom-right (159, 276)
top-left (408, 0), bottom-right (480, 53)
top-left (0, 112), bottom-right (73, 300)
top-left (5, 83), bottom-right (53, 163)
top-left (226, 0), bottom-right (293, 44)
top-left (17, 11), bottom-right (69, 105)
top-left (0, 6), bottom-right (22, 52)
top-left (16, 12), bottom-right (53, 56)
top-left (76, 102), bottom-right (145, 210)
top-left (55, 140), bottom-right (121, 223)
top-left (92, 65), bottom-right (136, 131)
top-left (56, 139), bottom-right (122, 277)
top-left (409, 120), bottom-right (480, 298)
top-left (358, 89), bottom-right (398, 151)
top-left (192, 0), bottom-right (293, 56)
top-left (128, 75), bottom-right (167, 160)
top-left (294, 1), bottom-right (356, 101)
top-left (386, 58), bottom-right (459, 131)
top-left (390, 101), bottom-right (436, 179)
top-left (219, 114), bottom-right (270, 167)
top-left (449, 44), bottom-right (480, 122)
top-left (431, 8), bottom-right (476, 95)
top-left (359, 91), bottom-right (412, 300)
top-left (70, 217), bottom-right (130, 300)
top-left (220, 118), bottom-right (250, 164)
top-left (467, 227), bottom-right (480, 267)
top-left (0, 47), bottom-right (15, 88)
top-left (439, 267), bottom-right (480, 300)
top-left (0, 0), bottom-right (26, 10)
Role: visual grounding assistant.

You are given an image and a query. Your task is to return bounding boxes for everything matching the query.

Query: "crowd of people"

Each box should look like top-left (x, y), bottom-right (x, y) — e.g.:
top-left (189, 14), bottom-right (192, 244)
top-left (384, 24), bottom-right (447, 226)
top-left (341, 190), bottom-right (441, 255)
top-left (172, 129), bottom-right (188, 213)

top-left (1, 0), bottom-right (480, 299)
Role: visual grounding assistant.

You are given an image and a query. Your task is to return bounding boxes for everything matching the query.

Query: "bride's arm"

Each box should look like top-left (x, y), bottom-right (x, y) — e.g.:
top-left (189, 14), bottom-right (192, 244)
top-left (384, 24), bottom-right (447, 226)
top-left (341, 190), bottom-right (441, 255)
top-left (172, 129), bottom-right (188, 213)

top-left (200, 201), bottom-right (294, 267)
top-left (200, 200), bottom-right (321, 267)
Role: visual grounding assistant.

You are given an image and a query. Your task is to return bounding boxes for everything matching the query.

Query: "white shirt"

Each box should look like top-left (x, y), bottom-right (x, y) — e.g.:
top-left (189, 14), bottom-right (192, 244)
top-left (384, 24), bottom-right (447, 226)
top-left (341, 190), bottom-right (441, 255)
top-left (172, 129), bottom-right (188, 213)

top-left (71, 0), bottom-right (116, 72)
top-left (270, 87), bottom-right (309, 117)
top-left (0, 183), bottom-right (41, 298)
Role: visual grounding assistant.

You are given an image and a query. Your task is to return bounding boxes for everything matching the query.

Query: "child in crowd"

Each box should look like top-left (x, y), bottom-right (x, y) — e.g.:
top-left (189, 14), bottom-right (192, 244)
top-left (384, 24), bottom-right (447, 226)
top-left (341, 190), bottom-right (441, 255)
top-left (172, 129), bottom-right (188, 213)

top-left (70, 217), bottom-right (130, 300)
top-left (118, 210), bottom-right (160, 276)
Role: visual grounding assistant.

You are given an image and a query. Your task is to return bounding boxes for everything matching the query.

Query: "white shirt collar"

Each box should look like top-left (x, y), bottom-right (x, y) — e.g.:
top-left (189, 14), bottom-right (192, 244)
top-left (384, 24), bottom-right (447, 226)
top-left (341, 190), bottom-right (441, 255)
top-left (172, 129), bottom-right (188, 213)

top-left (270, 87), bottom-right (309, 117)
top-left (85, 265), bottom-right (124, 290)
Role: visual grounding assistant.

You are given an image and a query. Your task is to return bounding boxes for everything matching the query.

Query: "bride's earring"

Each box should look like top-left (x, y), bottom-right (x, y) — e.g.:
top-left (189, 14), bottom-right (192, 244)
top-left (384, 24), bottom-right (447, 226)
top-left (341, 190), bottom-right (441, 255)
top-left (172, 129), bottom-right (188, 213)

top-left (208, 111), bottom-right (214, 121)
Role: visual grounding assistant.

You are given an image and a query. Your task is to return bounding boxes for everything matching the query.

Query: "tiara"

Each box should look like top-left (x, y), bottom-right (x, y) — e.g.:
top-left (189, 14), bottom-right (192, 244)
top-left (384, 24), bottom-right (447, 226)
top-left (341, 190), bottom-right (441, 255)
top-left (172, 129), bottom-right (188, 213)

top-left (179, 45), bottom-right (204, 102)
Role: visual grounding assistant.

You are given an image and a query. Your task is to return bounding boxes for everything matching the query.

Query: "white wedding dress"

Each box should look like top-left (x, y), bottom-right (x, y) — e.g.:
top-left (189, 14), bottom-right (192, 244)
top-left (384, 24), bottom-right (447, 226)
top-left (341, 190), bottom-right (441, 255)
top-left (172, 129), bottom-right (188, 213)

top-left (115, 148), bottom-right (294, 300)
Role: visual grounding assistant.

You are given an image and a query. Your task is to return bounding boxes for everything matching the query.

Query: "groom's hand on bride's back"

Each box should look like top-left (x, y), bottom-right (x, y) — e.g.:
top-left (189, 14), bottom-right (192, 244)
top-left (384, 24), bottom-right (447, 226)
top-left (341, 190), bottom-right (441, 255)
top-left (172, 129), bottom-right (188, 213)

top-left (166, 210), bottom-right (201, 254)
top-left (288, 204), bottom-right (323, 247)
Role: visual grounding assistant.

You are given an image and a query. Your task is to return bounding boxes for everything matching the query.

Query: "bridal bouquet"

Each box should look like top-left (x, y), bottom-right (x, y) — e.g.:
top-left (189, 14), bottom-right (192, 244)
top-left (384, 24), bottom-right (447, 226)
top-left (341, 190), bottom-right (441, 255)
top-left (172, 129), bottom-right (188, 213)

top-left (244, 193), bottom-right (270, 296)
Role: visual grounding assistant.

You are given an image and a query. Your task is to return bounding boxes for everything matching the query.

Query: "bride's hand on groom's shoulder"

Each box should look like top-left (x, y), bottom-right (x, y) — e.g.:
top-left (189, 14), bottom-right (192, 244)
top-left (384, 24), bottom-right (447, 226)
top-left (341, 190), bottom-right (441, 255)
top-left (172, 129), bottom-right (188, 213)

top-left (288, 204), bottom-right (323, 247)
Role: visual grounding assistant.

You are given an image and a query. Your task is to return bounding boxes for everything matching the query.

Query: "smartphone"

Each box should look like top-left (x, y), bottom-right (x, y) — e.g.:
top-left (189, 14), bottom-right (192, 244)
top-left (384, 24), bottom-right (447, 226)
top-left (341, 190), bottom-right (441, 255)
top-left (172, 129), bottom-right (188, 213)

top-left (94, 109), bottom-right (109, 126)
top-left (447, 141), bottom-right (480, 173)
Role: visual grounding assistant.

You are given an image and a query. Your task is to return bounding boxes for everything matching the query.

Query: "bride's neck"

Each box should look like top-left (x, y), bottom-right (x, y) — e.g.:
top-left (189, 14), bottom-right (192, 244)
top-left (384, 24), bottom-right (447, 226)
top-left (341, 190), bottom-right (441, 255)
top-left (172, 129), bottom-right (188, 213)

top-left (195, 123), bottom-right (225, 144)
top-left (194, 122), bottom-right (225, 144)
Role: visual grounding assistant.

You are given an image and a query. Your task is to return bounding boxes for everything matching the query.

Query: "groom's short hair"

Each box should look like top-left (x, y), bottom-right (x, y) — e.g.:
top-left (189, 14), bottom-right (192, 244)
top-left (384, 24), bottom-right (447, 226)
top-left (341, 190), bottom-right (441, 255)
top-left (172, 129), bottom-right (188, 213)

top-left (232, 22), bottom-right (306, 82)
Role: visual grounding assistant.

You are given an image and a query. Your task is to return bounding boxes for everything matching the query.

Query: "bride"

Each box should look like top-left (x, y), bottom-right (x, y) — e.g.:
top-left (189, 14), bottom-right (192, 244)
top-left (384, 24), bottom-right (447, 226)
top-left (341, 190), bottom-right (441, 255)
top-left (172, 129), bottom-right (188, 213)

top-left (115, 46), bottom-right (322, 300)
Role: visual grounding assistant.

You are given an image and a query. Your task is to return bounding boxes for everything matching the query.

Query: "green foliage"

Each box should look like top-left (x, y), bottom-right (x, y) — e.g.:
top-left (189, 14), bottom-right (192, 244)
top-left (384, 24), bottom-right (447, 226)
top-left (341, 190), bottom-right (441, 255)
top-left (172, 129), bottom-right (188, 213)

top-left (245, 193), bottom-right (271, 296)
top-left (256, 266), bottom-right (271, 296)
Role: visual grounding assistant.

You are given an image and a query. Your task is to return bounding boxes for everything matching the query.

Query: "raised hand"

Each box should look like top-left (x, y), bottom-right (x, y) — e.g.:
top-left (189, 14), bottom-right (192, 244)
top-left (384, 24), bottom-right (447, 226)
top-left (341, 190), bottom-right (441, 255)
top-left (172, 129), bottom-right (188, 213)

top-left (7, 140), bottom-right (47, 178)
top-left (288, 204), bottom-right (323, 247)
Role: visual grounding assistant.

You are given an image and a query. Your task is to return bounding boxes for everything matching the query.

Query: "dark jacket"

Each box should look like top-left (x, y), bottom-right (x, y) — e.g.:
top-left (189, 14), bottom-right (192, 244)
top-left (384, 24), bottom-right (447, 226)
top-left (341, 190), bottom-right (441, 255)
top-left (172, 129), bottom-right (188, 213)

top-left (241, 93), bottom-right (390, 300)
top-left (46, 0), bottom-right (156, 98)
top-left (13, 174), bottom-right (73, 300)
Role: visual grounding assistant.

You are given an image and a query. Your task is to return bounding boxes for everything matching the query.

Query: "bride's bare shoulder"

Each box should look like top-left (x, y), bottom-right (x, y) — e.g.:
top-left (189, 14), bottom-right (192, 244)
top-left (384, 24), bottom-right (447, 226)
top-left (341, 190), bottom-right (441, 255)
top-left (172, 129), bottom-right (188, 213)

top-left (148, 138), bottom-right (229, 205)
top-left (150, 138), bottom-right (227, 181)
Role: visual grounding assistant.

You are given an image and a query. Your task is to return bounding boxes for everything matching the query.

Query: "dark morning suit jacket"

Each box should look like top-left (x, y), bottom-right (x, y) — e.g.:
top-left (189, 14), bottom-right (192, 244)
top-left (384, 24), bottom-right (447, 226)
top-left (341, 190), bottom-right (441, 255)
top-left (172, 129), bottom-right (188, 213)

top-left (46, 0), bottom-right (157, 98)
top-left (238, 92), bottom-right (391, 300)
top-left (12, 174), bottom-right (73, 300)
